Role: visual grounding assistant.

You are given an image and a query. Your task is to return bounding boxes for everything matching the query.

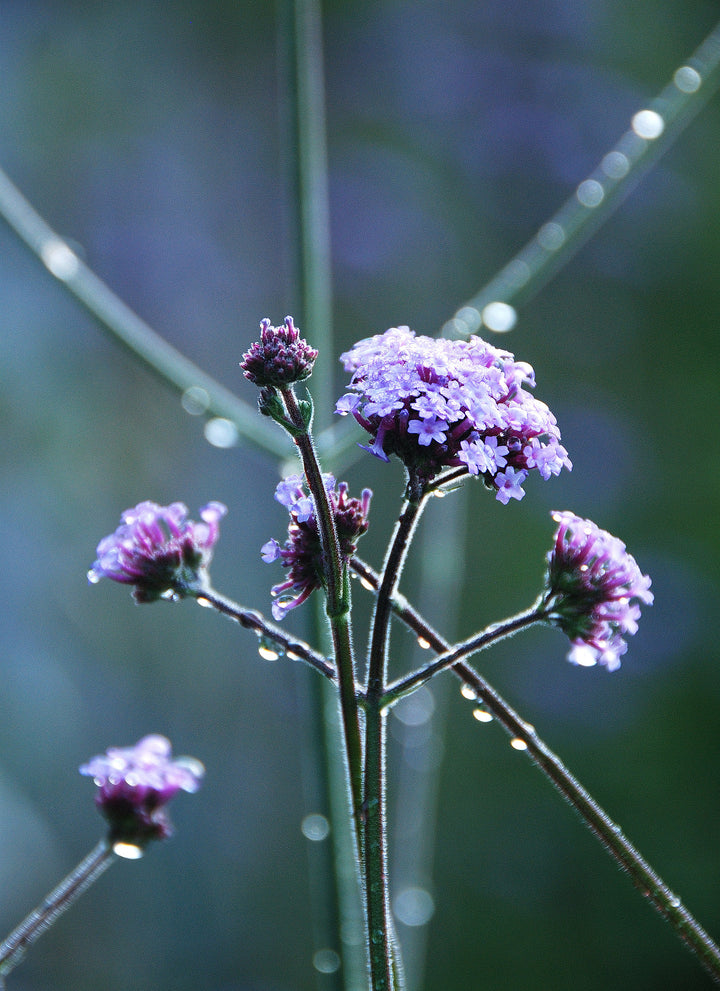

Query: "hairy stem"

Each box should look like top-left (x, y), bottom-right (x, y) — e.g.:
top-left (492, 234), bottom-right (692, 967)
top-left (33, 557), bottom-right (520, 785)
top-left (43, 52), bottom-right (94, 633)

top-left (0, 840), bottom-right (116, 980)
top-left (363, 477), bottom-right (428, 991)
top-left (351, 556), bottom-right (720, 985)
top-left (281, 387), bottom-right (364, 826)
top-left (191, 583), bottom-right (335, 680)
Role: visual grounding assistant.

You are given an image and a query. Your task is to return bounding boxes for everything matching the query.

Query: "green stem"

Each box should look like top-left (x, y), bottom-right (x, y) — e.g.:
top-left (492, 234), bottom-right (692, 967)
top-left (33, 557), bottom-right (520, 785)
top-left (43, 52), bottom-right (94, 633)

top-left (0, 170), bottom-right (288, 461)
top-left (281, 387), bottom-right (364, 825)
top-left (442, 17), bottom-right (720, 337)
top-left (190, 583), bottom-right (335, 680)
top-left (0, 840), bottom-right (116, 980)
top-left (363, 477), bottom-right (428, 991)
top-left (381, 604), bottom-right (542, 707)
top-left (350, 556), bottom-right (720, 986)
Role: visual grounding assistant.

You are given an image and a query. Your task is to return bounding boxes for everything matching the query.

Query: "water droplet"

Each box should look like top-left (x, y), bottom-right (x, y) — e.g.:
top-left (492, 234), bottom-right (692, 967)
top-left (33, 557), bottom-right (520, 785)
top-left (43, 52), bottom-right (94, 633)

top-left (482, 301), bottom-right (517, 333)
top-left (510, 737), bottom-right (528, 751)
top-left (668, 894), bottom-right (681, 909)
top-left (473, 707), bottom-right (492, 723)
top-left (181, 386), bottom-right (210, 416)
top-left (160, 589), bottom-right (180, 602)
top-left (196, 596), bottom-right (212, 609)
top-left (460, 683), bottom-right (477, 700)
top-left (393, 887), bottom-right (435, 927)
top-left (417, 636), bottom-right (431, 650)
top-left (112, 841), bottom-right (144, 860)
top-left (258, 638), bottom-right (282, 661)
top-left (576, 179), bottom-right (605, 208)
top-left (204, 417), bottom-right (238, 448)
top-left (601, 150), bottom-right (630, 179)
top-left (631, 109), bottom-right (665, 140)
top-left (359, 576), bottom-right (374, 591)
top-left (87, 569), bottom-right (101, 584)
top-left (301, 813), bottom-right (330, 841)
top-left (455, 305), bottom-right (482, 335)
top-left (537, 222), bottom-right (566, 251)
top-left (393, 686), bottom-right (435, 726)
top-left (313, 948), bottom-right (341, 974)
top-left (674, 65), bottom-right (701, 93)
top-left (41, 238), bottom-right (80, 280)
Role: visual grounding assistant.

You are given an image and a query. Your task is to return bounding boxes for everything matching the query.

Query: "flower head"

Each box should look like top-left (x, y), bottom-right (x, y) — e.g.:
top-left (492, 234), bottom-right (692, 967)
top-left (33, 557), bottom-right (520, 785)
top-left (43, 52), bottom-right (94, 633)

top-left (263, 473), bottom-right (372, 620)
top-left (80, 735), bottom-right (204, 847)
top-left (241, 316), bottom-right (318, 388)
top-left (89, 501), bottom-right (227, 602)
top-left (337, 326), bottom-right (571, 497)
top-left (542, 511), bottom-right (653, 671)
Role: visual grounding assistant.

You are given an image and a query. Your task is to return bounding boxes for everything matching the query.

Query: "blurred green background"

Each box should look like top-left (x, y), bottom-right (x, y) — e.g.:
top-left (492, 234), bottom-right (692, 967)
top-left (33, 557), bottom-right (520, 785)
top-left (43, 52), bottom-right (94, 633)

top-left (2, 1), bottom-right (720, 989)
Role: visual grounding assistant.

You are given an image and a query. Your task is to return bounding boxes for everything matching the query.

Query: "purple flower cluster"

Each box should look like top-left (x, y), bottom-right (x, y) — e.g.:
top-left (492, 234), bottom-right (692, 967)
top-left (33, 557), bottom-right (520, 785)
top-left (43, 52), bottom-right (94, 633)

top-left (89, 501), bottom-right (227, 602)
top-left (262, 474), bottom-right (372, 620)
top-left (241, 315), bottom-right (318, 388)
top-left (543, 511), bottom-right (653, 671)
top-left (80, 735), bottom-right (204, 846)
top-left (337, 326), bottom-right (571, 498)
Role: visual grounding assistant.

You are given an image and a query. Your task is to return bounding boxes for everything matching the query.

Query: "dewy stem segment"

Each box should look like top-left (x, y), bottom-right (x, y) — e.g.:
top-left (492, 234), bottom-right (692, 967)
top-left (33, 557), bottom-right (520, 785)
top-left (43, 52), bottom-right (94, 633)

top-left (351, 556), bottom-right (720, 986)
top-left (280, 387), bottom-right (364, 826)
top-left (363, 476), bottom-right (428, 991)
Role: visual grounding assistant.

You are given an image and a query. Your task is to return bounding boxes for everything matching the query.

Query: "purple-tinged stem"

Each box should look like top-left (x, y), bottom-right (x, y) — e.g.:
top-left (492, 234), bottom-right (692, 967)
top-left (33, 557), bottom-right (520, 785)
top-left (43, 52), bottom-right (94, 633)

top-left (350, 556), bottom-right (720, 986)
top-left (0, 840), bottom-right (116, 981)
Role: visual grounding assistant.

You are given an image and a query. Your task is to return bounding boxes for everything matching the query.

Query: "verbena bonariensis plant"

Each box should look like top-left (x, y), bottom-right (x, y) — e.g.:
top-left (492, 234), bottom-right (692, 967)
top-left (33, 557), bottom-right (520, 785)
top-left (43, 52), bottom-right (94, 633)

top-left (2, 8), bottom-right (720, 991)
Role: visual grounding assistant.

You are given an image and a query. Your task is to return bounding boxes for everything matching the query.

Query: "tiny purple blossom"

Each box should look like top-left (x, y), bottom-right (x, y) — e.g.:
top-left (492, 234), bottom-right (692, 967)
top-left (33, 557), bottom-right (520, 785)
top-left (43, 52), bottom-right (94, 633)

top-left (89, 501), bottom-right (226, 602)
top-left (542, 511), bottom-right (653, 671)
top-left (241, 316), bottom-right (318, 388)
top-left (336, 327), bottom-right (571, 496)
top-left (264, 475), bottom-right (372, 619)
top-left (80, 735), bottom-right (204, 846)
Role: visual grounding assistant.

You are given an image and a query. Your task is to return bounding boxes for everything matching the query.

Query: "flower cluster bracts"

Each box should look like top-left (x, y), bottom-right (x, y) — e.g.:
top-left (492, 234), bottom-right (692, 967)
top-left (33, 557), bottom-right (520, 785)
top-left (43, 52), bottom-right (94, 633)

top-left (337, 326), bottom-right (571, 498)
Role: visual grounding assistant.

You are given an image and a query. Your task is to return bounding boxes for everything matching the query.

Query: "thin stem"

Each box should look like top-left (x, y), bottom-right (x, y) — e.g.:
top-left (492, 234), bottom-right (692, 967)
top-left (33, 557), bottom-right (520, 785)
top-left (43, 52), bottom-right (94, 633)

top-left (363, 477), bottom-right (428, 991)
top-left (350, 556), bottom-right (720, 985)
top-left (191, 583), bottom-right (335, 680)
top-left (280, 387), bottom-right (364, 824)
top-left (442, 18), bottom-right (720, 337)
top-left (382, 604), bottom-right (542, 706)
top-left (0, 170), bottom-right (288, 461)
top-left (0, 839), bottom-right (116, 980)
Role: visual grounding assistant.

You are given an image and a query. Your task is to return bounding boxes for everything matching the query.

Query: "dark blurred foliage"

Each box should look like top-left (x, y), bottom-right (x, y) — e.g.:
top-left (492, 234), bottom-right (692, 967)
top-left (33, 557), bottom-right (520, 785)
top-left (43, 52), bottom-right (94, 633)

top-left (1, 2), bottom-right (720, 989)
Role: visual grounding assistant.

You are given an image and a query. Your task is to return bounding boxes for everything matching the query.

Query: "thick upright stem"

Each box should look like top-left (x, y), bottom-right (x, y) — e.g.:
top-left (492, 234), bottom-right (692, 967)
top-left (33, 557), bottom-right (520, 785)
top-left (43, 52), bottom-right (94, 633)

top-left (363, 477), bottom-right (428, 991)
top-left (281, 388), bottom-right (364, 826)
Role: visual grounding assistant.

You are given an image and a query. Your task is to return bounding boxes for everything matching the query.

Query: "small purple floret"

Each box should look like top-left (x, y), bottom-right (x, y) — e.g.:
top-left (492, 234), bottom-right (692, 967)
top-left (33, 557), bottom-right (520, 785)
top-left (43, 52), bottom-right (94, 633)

top-left (543, 511), bottom-right (653, 671)
top-left (241, 316), bottom-right (318, 388)
top-left (89, 501), bottom-right (227, 602)
top-left (263, 474), bottom-right (372, 620)
top-left (80, 735), bottom-right (204, 845)
top-left (336, 326), bottom-right (571, 496)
